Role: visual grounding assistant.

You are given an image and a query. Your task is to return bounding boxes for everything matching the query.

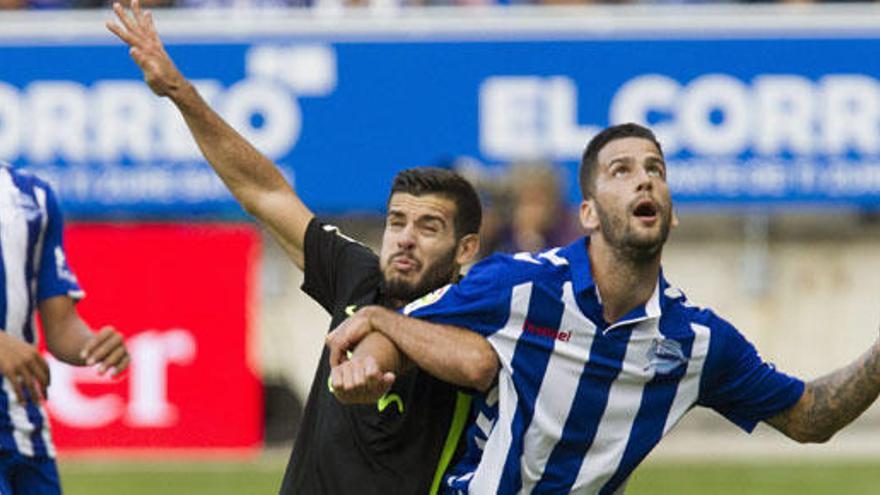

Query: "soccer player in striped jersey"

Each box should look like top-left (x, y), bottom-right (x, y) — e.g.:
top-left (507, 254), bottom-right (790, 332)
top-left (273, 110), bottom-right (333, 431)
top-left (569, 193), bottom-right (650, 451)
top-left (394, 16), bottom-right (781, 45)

top-left (328, 123), bottom-right (880, 494)
top-left (0, 163), bottom-right (129, 494)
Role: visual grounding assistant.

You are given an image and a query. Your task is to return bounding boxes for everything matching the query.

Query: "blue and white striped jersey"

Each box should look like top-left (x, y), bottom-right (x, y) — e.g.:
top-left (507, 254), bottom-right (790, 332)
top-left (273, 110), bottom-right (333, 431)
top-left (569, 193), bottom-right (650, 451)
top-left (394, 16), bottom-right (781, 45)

top-left (0, 163), bottom-right (83, 459)
top-left (408, 237), bottom-right (804, 495)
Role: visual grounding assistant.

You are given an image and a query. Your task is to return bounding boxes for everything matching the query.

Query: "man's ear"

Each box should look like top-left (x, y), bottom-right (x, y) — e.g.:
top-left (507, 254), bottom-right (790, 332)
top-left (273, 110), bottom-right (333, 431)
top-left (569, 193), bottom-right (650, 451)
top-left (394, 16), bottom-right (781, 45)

top-left (671, 208), bottom-right (680, 229)
top-left (455, 233), bottom-right (480, 266)
top-left (579, 199), bottom-right (599, 233)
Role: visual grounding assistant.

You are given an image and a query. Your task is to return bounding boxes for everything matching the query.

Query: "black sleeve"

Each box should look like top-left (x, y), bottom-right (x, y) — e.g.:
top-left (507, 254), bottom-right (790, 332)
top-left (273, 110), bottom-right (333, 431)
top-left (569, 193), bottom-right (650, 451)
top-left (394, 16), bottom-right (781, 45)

top-left (301, 218), bottom-right (380, 313)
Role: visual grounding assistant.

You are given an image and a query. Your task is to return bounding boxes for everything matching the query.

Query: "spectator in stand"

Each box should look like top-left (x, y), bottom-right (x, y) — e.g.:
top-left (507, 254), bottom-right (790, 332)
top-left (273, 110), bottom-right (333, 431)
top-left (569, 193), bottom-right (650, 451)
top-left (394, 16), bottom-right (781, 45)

top-left (494, 162), bottom-right (578, 254)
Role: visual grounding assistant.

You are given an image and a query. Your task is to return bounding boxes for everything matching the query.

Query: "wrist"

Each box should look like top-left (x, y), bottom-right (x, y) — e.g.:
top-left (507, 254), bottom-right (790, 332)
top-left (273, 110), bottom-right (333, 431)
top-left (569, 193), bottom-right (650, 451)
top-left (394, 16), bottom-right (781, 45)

top-left (168, 79), bottom-right (197, 107)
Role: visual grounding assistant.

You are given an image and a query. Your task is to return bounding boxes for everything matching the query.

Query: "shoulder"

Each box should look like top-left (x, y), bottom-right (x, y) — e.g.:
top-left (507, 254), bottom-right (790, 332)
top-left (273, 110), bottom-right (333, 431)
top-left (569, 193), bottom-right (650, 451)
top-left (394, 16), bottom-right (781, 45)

top-left (660, 284), bottom-right (740, 338)
top-left (467, 247), bottom-right (571, 290)
top-left (1, 165), bottom-right (56, 197)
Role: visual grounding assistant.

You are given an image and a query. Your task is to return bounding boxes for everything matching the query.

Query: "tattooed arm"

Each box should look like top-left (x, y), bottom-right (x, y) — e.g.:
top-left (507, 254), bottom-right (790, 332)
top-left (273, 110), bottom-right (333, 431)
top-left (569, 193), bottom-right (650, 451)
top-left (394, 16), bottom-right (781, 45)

top-left (766, 339), bottom-right (880, 443)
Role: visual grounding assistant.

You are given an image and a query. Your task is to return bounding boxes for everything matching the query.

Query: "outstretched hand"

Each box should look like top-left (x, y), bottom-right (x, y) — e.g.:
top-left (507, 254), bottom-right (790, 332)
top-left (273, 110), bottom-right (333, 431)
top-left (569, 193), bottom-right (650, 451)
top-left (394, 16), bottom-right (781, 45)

top-left (106, 0), bottom-right (186, 97)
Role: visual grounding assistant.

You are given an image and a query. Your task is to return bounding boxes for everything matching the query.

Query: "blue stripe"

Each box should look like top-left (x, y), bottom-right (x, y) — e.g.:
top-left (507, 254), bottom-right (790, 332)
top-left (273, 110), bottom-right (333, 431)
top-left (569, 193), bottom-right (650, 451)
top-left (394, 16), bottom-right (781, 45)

top-left (598, 309), bottom-right (696, 495)
top-left (533, 325), bottom-right (634, 493)
top-left (496, 278), bottom-right (565, 495)
top-left (24, 400), bottom-right (47, 457)
top-left (0, 379), bottom-right (17, 453)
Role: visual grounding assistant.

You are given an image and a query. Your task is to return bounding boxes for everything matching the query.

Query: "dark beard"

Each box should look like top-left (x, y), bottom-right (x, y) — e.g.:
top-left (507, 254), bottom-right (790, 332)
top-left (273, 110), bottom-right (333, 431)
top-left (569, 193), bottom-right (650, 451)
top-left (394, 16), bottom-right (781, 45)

top-left (594, 200), bottom-right (671, 264)
top-left (384, 248), bottom-right (459, 303)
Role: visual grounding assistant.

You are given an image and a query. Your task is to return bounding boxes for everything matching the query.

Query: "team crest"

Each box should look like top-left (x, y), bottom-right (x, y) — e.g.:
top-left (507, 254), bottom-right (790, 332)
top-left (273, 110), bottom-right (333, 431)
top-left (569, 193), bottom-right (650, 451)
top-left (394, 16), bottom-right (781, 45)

top-left (645, 338), bottom-right (687, 374)
top-left (403, 284), bottom-right (451, 315)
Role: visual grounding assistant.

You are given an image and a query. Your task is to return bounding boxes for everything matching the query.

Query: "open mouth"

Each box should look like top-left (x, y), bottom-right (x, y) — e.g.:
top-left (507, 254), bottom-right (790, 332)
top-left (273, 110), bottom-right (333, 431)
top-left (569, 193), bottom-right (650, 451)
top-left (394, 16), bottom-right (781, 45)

top-left (633, 199), bottom-right (658, 219)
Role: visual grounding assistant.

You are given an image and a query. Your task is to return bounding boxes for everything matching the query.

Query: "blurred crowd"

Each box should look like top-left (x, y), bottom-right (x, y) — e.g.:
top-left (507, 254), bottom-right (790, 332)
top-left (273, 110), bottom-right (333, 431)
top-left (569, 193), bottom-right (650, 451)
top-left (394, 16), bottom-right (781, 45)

top-left (455, 159), bottom-right (579, 258)
top-left (0, 0), bottom-right (871, 10)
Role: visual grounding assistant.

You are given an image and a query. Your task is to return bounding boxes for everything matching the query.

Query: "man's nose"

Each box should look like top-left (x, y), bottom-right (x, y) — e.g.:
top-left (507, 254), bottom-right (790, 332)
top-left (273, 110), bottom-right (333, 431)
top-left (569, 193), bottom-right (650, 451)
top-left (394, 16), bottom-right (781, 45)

top-left (635, 167), bottom-right (654, 192)
top-left (397, 224), bottom-right (417, 249)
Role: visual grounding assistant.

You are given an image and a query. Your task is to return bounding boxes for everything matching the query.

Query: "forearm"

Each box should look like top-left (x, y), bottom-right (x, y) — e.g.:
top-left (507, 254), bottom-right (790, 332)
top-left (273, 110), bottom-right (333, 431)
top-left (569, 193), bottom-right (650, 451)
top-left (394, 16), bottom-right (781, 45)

top-left (768, 339), bottom-right (880, 443)
top-left (168, 83), bottom-right (312, 266)
top-left (351, 332), bottom-right (406, 373)
top-left (43, 313), bottom-right (93, 366)
top-left (169, 83), bottom-right (292, 207)
top-left (365, 307), bottom-right (497, 391)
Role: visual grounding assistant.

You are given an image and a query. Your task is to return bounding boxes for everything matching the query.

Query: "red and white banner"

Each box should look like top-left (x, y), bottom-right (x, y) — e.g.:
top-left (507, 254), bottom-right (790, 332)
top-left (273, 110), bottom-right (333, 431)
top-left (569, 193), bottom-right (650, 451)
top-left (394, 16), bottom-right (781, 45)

top-left (42, 223), bottom-right (263, 453)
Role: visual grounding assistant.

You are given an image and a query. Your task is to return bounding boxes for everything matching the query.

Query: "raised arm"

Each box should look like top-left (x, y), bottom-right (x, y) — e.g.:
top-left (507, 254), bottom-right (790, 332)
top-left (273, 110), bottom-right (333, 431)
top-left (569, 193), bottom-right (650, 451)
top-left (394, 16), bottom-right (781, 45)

top-left (327, 306), bottom-right (498, 403)
top-left (107, 0), bottom-right (313, 269)
top-left (766, 337), bottom-right (880, 443)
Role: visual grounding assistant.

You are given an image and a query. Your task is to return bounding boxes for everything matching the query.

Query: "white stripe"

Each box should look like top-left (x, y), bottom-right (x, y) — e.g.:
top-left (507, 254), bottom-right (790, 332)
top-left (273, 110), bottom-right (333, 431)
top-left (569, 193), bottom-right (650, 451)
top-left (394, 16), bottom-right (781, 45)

top-left (2, 381), bottom-right (34, 457)
top-left (484, 384), bottom-right (499, 407)
top-left (662, 323), bottom-right (711, 435)
top-left (538, 248), bottom-right (568, 267)
top-left (0, 169), bottom-right (30, 341)
top-left (39, 404), bottom-right (56, 458)
top-left (518, 282), bottom-right (596, 494)
top-left (476, 411), bottom-right (493, 437)
top-left (470, 282), bottom-right (531, 495)
top-left (572, 320), bottom-right (663, 493)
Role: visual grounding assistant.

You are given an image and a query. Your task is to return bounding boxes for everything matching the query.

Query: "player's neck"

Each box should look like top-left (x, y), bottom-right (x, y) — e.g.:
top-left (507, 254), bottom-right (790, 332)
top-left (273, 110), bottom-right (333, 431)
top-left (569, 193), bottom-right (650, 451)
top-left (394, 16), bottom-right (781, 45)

top-left (588, 235), bottom-right (661, 324)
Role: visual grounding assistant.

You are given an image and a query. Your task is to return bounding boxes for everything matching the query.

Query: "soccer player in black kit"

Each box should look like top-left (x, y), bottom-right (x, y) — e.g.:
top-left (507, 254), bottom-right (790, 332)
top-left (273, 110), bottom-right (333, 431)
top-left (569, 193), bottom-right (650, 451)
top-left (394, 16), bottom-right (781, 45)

top-left (108, 2), bottom-right (498, 494)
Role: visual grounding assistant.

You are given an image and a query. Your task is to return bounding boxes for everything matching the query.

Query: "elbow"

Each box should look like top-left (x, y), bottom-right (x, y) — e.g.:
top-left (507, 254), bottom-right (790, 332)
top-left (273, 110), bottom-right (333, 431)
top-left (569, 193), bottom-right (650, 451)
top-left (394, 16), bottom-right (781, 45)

top-left (465, 350), bottom-right (499, 392)
top-left (788, 427), bottom-right (835, 444)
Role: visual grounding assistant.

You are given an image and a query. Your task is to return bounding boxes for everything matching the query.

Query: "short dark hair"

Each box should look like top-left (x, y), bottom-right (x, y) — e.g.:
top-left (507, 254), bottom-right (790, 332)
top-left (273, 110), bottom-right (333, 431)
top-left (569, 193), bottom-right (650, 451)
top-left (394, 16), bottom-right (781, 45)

top-left (579, 123), bottom-right (664, 199)
top-left (389, 167), bottom-right (482, 239)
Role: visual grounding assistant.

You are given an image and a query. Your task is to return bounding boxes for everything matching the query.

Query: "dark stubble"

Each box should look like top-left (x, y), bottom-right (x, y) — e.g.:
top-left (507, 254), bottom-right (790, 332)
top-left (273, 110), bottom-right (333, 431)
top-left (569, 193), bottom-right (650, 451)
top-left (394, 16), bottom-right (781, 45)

top-left (384, 247), bottom-right (459, 303)
top-left (594, 199), bottom-right (672, 263)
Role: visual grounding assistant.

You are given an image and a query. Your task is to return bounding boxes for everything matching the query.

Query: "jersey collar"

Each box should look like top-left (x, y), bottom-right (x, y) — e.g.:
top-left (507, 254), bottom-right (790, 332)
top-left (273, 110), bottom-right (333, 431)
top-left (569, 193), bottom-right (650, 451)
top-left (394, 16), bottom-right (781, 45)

top-left (559, 236), bottom-right (665, 330)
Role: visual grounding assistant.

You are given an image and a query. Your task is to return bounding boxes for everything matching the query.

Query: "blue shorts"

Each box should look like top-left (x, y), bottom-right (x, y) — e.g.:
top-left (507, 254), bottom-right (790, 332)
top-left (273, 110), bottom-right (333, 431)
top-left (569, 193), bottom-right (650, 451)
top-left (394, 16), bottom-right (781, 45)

top-left (0, 451), bottom-right (60, 495)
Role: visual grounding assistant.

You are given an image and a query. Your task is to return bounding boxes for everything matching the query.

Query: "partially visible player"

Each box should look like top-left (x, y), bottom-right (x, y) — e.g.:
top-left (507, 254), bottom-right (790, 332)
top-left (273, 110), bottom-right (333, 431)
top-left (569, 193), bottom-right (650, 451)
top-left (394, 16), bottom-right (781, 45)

top-left (107, 3), bottom-right (497, 494)
top-left (0, 162), bottom-right (129, 494)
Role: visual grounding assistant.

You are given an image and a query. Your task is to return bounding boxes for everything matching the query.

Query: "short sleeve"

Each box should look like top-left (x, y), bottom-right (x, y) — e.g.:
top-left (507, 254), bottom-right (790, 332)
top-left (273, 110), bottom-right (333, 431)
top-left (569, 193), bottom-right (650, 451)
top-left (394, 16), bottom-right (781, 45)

top-left (698, 315), bottom-right (805, 432)
top-left (37, 185), bottom-right (84, 302)
top-left (301, 218), bottom-right (379, 313)
top-left (404, 255), bottom-right (513, 337)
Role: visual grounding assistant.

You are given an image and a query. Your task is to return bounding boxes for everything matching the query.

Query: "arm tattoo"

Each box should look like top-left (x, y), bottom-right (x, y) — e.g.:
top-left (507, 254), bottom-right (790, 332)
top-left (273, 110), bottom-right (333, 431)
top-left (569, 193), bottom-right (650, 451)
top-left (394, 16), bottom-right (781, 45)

top-left (768, 339), bottom-right (880, 443)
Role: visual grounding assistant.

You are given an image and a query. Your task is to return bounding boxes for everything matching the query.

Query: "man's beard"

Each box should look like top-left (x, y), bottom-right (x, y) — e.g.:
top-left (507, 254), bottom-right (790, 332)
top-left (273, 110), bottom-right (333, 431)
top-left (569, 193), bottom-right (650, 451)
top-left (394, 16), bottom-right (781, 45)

top-left (594, 199), bottom-right (671, 263)
top-left (384, 248), bottom-right (459, 303)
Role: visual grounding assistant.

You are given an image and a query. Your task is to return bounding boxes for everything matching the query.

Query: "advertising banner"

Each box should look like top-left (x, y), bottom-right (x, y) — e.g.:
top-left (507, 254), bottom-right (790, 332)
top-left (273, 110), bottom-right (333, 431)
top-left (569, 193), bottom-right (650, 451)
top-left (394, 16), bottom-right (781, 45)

top-left (44, 223), bottom-right (262, 452)
top-left (2, 13), bottom-right (880, 213)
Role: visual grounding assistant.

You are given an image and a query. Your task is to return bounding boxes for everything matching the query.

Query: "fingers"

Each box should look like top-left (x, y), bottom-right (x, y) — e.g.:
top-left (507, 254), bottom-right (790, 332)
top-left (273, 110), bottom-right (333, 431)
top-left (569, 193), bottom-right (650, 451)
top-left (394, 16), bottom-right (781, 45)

top-left (106, 20), bottom-right (138, 46)
top-left (25, 354), bottom-right (50, 394)
top-left (327, 330), bottom-right (347, 367)
top-left (330, 357), bottom-right (394, 405)
top-left (112, 2), bottom-right (138, 36)
top-left (131, 0), bottom-right (145, 24)
top-left (82, 327), bottom-right (130, 378)
top-left (97, 346), bottom-right (128, 375)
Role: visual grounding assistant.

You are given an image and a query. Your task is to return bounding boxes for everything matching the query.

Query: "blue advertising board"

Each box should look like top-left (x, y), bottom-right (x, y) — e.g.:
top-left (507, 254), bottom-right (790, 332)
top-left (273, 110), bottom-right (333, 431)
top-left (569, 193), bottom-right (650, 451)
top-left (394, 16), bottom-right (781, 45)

top-left (2, 14), bottom-right (880, 216)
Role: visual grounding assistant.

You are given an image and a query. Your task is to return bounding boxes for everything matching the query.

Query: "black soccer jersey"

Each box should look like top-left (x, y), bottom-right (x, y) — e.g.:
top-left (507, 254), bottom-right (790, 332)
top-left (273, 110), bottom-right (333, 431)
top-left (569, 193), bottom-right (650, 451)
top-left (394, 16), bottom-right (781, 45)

top-left (279, 219), bottom-right (470, 495)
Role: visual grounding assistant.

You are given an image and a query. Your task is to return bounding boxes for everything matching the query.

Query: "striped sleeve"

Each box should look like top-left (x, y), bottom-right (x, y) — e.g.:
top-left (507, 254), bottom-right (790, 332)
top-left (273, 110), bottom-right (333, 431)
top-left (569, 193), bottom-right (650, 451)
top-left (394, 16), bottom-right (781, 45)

top-left (697, 313), bottom-right (805, 432)
top-left (36, 184), bottom-right (83, 302)
top-left (405, 254), bottom-right (513, 337)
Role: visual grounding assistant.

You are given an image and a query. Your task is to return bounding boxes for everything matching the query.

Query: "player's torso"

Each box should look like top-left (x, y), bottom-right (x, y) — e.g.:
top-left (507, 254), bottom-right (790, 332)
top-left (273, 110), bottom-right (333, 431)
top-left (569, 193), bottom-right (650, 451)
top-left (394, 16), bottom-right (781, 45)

top-left (473, 277), bottom-right (710, 494)
top-left (286, 284), bottom-right (461, 495)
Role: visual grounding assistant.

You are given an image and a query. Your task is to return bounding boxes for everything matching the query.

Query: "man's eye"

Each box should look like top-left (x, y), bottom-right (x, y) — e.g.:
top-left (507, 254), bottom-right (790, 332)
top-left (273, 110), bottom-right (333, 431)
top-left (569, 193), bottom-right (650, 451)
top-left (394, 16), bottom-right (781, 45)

top-left (612, 167), bottom-right (629, 178)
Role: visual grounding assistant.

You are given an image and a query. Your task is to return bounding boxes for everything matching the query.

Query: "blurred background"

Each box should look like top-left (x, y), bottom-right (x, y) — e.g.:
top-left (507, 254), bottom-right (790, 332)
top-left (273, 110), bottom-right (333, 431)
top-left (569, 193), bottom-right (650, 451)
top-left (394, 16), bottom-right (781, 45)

top-left (2, 2), bottom-right (880, 494)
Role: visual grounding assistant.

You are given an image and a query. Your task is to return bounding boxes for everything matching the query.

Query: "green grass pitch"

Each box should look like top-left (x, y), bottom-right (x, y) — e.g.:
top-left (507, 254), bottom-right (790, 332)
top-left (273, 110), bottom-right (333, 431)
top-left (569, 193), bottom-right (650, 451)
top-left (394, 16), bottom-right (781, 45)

top-left (57, 458), bottom-right (880, 494)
